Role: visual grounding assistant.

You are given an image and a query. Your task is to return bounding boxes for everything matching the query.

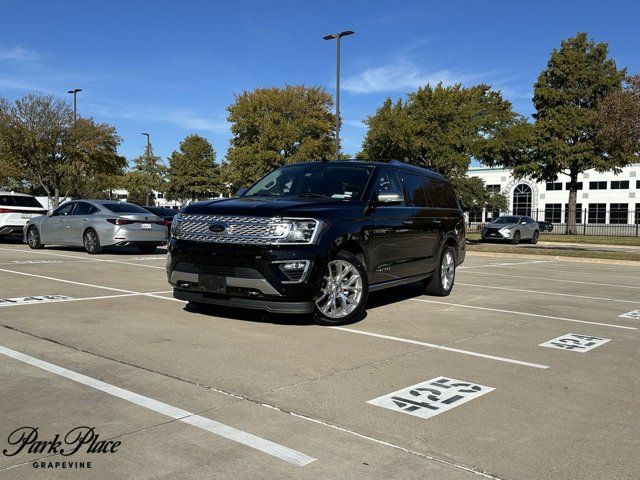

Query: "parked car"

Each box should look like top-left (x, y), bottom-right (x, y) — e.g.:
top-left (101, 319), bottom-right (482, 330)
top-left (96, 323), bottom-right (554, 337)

top-left (142, 206), bottom-right (178, 235)
top-left (167, 160), bottom-right (466, 325)
top-left (536, 220), bottom-right (553, 232)
top-left (0, 192), bottom-right (48, 237)
top-left (24, 200), bottom-right (167, 254)
top-left (481, 215), bottom-right (540, 244)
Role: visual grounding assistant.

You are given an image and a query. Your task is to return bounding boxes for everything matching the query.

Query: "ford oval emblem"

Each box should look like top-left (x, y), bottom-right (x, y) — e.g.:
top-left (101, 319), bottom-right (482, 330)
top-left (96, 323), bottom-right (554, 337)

top-left (209, 223), bottom-right (227, 233)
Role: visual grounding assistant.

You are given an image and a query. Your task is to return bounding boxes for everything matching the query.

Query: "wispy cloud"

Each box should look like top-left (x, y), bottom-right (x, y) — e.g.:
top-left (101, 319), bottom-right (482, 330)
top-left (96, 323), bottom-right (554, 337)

top-left (0, 45), bottom-right (37, 61)
top-left (343, 59), bottom-right (461, 94)
top-left (165, 109), bottom-right (229, 133)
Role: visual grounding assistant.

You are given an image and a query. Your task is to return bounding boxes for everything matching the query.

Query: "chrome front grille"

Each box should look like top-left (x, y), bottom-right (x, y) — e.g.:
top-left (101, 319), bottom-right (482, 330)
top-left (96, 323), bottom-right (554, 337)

top-left (175, 214), bottom-right (289, 245)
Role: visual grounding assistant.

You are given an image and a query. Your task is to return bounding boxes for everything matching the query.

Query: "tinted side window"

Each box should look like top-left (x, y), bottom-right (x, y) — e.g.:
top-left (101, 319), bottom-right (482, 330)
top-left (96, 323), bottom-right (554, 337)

top-left (423, 177), bottom-right (458, 208)
top-left (374, 169), bottom-right (403, 200)
top-left (399, 171), bottom-right (429, 207)
top-left (52, 203), bottom-right (75, 216)
top-left (74, 202), bottom-right (95, 215)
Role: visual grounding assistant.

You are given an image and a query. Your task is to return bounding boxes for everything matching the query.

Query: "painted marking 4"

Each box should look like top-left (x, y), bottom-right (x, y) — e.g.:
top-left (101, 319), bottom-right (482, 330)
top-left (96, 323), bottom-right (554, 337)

top-left (368, 376), bottom-right (494, 420)
top-left (539, 333), bottom-right (611, 352)
top-left (11, 259), bottom-right (63, 264)
top-left (0, 295), bottom-right (72, 306)
top-left (619, 310), bottom-right (640, 320)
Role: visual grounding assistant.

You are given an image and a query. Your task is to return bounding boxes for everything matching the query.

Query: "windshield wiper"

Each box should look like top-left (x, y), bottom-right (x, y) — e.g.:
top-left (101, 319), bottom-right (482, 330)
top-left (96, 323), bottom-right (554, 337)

top-left (298, 192), bottom-right (327, 198)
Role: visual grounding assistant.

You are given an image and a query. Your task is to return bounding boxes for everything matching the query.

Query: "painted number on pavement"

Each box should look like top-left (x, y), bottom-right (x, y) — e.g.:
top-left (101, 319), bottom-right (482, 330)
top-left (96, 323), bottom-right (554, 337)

top-left (0, 295), bottom-right (72, 306)
top-left (368, 376), bottom-right (494, 420)
top-left (539, 333), bottom-right (610, 352)
top-left (10, 260), bottom-right (62, 264)
top-left (619, 310), bottom-right (640, 320)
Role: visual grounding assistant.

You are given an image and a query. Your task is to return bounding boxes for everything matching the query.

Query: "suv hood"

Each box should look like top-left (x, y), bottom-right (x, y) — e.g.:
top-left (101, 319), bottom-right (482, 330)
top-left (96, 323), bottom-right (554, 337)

top-left (183, 197), bottom-right (363, 217)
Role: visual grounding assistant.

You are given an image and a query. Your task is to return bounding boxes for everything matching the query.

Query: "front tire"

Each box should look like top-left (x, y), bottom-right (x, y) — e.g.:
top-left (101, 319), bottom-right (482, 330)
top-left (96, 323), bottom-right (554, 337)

top-left (424, 246), bottom-right (456, 296)
top-left (83, 229), bottom-right (103, 254)
top-left (27, 226), bottom-right (44, 249)
top-left (530, 230), bottom-right (540, 244)
top-left (314, 251), bottom-right (368, 326)
top-left (511, 231), bottom-right (521, 245)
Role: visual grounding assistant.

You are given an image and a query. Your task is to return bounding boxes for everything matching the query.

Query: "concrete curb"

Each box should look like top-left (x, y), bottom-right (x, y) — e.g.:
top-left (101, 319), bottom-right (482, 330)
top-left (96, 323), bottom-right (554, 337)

top-left (467, 250), bottom-right (640, 266)
top-left (539, 241), bottom-right (640, 251)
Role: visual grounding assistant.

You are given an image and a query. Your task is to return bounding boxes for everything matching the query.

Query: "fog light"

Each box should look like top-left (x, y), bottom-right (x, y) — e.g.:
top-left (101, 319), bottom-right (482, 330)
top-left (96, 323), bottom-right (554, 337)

top-left (283, 261), bottom-right (307, 271)
top-left (276, 260), bottom-right (311, 283)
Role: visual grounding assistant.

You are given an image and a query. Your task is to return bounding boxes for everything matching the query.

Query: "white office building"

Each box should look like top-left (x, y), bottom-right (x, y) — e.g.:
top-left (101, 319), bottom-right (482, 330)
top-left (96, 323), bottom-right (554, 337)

top-left (466, 163), bottom-right (640, 229)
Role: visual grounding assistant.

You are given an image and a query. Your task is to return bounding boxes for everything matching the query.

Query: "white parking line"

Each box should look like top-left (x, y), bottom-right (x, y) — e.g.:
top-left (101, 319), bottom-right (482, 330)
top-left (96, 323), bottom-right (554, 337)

top-left (460, 271), bottom-right (640, 289)
top-left (0, 346), bottom-right (315, 466)
top-left (0, 247), bottom-right (166, 270)
top-left (329, 327), bottom-right (550, 369)
top-left (456, 283), bottom-right (640, 305)
top-left (0, 291), bottom-right (174, 308)
top-left (397, 297), bottom-right (636, 330)
top-left (459, 259), bottom-right (555, 269)
top-left (491, 265), bottom-right (640, 281)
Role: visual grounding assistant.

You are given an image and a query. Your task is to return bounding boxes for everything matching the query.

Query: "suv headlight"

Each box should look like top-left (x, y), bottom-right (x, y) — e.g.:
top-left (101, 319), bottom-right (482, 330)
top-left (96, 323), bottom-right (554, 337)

top-left (274, 219), bottom-right (321, 244)
top-left (170, 214), bottom-right (181, 237)
top-left (499, 227), bottom-right (512, 236)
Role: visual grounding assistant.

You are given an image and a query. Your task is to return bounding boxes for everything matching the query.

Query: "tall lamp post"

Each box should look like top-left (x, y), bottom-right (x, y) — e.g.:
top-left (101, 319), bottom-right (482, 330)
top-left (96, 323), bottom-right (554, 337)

top-left (141, 132), bottom-right (151, 206)
top-left (67, 88), bottom-right (82, 122)
top-left (323, 30), bottom-right (354, 160)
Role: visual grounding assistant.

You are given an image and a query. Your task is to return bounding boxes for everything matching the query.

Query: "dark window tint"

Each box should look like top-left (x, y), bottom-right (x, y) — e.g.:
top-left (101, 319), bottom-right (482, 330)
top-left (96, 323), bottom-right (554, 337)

top-left (545, 204), bottom-right (562, 223)
top-left (611, 180), bottom-right (629, 190)
top-left (399, 172), bottom-right (429, 207)
top-left (0, 195), bottom-right (43, 208)
top-left (485, 184), bottom-right (501, 192)
top-left (52, 203), bottom-right (75, 216)
top-left (73, 202), bottom-right (96, 215)
top-left (565, 182), bottom-right (583, 190)
top-left (423, 177), bottom-right (457, 208)
top-left (145, 206), bottom-right (177, 217)
top-left (588, 203), bottom-right (606, 224)
top-left (610, 203), bottom-right (628, 224)
top-left (589, 181), bottom-right (607, 190)
top-left (545, 182), bottom-right (562, 191)
top-left (101, 202), bottom-right (150, 214)
top-left (564, 203), bottom-right (583, 224)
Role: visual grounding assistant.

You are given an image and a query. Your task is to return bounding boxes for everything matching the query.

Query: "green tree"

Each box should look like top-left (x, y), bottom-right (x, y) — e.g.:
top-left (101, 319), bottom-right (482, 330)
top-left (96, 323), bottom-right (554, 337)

top-left (222, 85), bottom-right (336, 188)
top-left (129, 142), bottom-right (166, 206)
top-left (0, 94), bottom-right (125, 207)
top-left (361, 82), bottom-right (527, 209)
top-left (491, 33), bottom-right (627, 234)
top-left (167, 134), bottom-right (219, 202)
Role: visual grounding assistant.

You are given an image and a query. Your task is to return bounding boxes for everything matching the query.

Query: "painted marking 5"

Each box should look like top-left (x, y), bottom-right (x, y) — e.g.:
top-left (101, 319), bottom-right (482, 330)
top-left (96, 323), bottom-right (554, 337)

top-left (368, 376), bottom-right (494, 420)
top-left (619, 310), bottom-right (640, 320)
top-left (11, 260), bottom-right (63, 264)
top-left (539, 333), bottom-right (611, 352)
top-left (0, 295), bottom-right (72, 306)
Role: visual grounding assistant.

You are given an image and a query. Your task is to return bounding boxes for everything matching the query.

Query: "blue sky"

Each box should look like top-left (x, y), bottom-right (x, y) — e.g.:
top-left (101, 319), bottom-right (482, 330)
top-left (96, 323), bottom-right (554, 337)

top-left (1, 0), bottom-right (638, 167)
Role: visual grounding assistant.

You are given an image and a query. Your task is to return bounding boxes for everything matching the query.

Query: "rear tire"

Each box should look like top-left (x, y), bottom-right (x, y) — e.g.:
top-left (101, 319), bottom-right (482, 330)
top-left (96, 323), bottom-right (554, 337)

top-left (314, 251), bottom-right (368, 326)
top-left (530, 230), bottom-right (540, 244)
top-left (27, 226), bottom-right (44, 249)
top-left (424, 246), bottom-right (456, 296)
top-left (138, 245), bottom-right (157, 254)
top-left (83, 229), bottom-right (103, 254)
top-left (511, 231), bottom-right (521, 245)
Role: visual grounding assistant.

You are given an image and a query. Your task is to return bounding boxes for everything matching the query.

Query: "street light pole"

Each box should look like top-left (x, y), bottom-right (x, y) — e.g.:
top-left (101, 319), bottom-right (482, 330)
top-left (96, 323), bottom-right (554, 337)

top-left (323, 30), bottom-right (354, 160)
top-left (141, 132), bottom-right (151, 206)
top-left (66, 88), bottom-right (82, 122)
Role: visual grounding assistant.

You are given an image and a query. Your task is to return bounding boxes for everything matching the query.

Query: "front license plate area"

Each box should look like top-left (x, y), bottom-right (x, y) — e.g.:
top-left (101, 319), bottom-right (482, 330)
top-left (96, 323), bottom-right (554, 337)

top-left (199, 275), bottom-right (227, 293)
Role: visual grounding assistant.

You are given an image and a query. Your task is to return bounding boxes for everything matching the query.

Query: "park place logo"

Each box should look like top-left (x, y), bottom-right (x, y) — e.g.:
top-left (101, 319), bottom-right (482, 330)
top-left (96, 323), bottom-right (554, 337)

top-left (2, 426), bottom-right (121, 470)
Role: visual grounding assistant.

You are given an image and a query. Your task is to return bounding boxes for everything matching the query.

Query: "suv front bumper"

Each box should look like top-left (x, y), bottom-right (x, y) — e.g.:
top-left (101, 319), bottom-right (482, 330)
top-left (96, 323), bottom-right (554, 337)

top-left (167, 238), bottom-right (326, 314)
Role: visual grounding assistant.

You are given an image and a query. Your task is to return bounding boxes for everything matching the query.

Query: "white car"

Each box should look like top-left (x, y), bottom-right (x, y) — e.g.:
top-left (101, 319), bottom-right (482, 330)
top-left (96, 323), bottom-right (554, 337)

top-left (0, 192), bottom-right (48, 237)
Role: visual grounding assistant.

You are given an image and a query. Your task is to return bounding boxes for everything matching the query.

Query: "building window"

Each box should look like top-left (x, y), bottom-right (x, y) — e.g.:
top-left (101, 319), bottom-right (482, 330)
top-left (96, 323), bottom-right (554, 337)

top-left (512, 184), bottom-right (532, 216)
top-left (565, 182), bottom-right (583, 190)
top-left (611, 180), bottom-right (629, 190)
top-left (610, 203), bottom-right (629, 224)
top-left (545, 182), bottom-right (562, 191)
top-left (485, 184), bottom-right (501, 192)
top-left (588, 203), bottom-right (606, 224)
top-left (636, 180), bottom-right (640, 189)
top-left (469, 207), bottom-right (483, 223)
top-left (589, 181), bottom-right (607, 190)
top-left (117, 194), bottom-right (127, 200)
top-left (564, 203), bottom-right (583, 224)
top-left (636, 203), bottom-right (640, 225)
top-left (544, 204), bottom-right (562, 223)
top-left (155, 193), bottom-right (164, 199)
top-left (485, 206), bottom-right (500, 222)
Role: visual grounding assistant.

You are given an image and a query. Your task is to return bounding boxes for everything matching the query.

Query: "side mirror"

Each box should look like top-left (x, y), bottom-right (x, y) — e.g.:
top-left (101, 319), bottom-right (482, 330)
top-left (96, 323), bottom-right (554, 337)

top-left (235, 188), bottom-right (247, 197)
top-left (521, 221), bottom-right (527, 225)
top-left (376, 191), bottom-right (403, 205)
top-left (47, 210), bottom-right (53, 216)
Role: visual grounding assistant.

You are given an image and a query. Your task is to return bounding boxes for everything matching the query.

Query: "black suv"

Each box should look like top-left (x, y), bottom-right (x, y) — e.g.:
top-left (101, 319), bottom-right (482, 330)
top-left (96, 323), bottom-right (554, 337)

top-left (167, 160), bottom-right (465, 325)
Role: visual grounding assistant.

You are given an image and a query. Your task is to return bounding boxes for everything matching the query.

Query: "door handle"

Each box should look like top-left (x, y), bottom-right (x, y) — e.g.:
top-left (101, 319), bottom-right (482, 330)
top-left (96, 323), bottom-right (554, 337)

top-left (403, 219), bottom-right (414, 225)
top-left (432, 219), bottom-right (442, 224)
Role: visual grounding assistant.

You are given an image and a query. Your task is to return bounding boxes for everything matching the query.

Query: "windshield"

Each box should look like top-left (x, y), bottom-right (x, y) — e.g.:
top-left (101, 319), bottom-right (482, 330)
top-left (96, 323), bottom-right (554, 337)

top-left (493, 216), bottom-right (520, 224)
top-left (101, 202), bottom-right (150, 214)
top-left (243, 163), bottom-right (374, 200)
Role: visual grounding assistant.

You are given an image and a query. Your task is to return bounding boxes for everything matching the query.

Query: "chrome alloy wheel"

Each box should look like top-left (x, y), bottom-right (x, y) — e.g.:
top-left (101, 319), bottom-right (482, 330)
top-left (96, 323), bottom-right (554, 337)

top-left (84, 231), bottom-right (97, 252)
top-left (441, 250), bottom-right (455, 291)
top-left (315, 259), bottom-right (363, 319)
top-left (27, 228), bottom-right (38, 248)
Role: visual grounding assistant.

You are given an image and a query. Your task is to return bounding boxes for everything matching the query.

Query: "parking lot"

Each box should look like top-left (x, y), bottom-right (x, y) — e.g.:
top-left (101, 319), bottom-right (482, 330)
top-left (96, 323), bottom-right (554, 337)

top-left (0, 242), bottom-right (639, 480)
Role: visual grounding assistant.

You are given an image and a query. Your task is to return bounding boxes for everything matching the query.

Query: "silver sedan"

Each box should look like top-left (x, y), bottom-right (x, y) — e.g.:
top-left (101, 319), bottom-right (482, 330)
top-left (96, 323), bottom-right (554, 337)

top-left (481, 215), bottom-right (540, 245)
top-left (24, 200), bottom-right (167, 254)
